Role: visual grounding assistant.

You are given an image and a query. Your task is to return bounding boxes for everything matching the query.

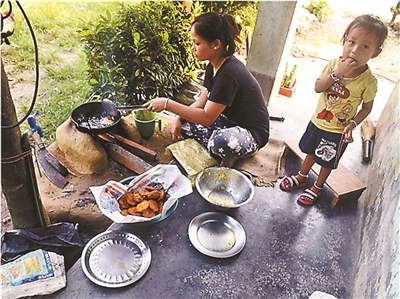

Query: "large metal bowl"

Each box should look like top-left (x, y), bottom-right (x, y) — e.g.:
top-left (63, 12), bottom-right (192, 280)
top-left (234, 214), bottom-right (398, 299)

top-left (196, 167), bottom-right (254, 211)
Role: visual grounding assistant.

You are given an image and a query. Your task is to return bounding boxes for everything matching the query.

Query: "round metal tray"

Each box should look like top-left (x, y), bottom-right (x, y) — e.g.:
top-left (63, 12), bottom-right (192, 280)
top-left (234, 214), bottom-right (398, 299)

top-left (188, 212), bottom-right (246, 258)
top-left (81, 231), bottom-right (151, 288)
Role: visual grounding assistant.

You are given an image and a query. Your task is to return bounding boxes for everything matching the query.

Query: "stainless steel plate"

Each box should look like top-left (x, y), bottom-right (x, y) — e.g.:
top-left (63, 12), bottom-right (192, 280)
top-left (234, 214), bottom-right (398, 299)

top-left (81, 231), bottom-right (151, 288)
top-left (188, 212), bottom-right (246, 258)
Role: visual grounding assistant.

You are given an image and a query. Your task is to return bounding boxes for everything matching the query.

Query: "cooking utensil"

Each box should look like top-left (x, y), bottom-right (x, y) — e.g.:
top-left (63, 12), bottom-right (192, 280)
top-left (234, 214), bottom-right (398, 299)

top-left (188, 212), bottom-right (246, 258)
top-left (361, 117), bottom-right (376, 163)
top-left (102, 98), bottom-right (144, 118)
top-left (101, 91), bottom-right (145, 118)
top-left (71, 101), bottom-right (122, 134)
top-left (196, 167), bottom-right (254, 211)
top-left (81, 231), bottom-right (151, 288)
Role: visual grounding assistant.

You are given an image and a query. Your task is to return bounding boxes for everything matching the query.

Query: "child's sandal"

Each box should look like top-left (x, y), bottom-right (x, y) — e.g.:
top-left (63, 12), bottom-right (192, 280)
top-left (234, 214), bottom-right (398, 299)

top-left (280, 171), bottom-right (308, 191)
top-left (297, 182), bottom-right (323, 206)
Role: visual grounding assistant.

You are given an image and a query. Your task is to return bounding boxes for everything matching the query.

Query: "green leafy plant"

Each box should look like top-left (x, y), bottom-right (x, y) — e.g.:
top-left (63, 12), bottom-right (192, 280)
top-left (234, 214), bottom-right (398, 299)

top-left (281, 63), bottom-right (297, 89)
top-left (305, 0), bottom-right (332, 21)
top-left (198, 1), bottom-right (259, 56)
top-left (79, 1), bottom-right (197, 104)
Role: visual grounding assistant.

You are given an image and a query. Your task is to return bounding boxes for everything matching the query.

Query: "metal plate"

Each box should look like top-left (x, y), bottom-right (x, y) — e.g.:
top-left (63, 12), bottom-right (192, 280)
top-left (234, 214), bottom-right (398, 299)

top-left (81, 231), bottom-right (151, 288)
top-left (188, 212), bottom-right (246, 258)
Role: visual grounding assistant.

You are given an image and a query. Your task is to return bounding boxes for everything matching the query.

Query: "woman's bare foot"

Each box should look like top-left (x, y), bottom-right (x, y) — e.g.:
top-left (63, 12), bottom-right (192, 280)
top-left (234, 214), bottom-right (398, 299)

top-left (220, 157), bottom-right (238, 168)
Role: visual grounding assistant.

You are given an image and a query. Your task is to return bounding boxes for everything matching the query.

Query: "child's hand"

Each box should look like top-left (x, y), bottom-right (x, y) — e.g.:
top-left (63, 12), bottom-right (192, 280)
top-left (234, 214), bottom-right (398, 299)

top-left (336, 56), bottom-right (358, 77)
top-left (343, 124), bottom-right (354, 143)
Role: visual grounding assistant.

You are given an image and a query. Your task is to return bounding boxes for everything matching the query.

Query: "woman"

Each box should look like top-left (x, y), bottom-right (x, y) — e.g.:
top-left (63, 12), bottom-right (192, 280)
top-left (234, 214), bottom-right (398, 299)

top-left (144, 12), bottom-right (270, 167)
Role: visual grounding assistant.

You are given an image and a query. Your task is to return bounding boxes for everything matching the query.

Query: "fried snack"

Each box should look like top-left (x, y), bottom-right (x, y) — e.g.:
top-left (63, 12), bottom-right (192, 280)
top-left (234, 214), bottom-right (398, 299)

top-left (121, 192), bottom-right (137, 206)
top-left (138, 189), bottom-right (149, 198)
top-left (118, 197), bottom-right (130, 209)
top-left (136, 200), bottom-right (149, 212)
top-left (133, 193), bottom-right (143, 203)
top-left (147, 190), bottom-right (160, 200)
top-left (148, 199), bottom-right (159, 212)
top-left (158, 201), bottom-right (164, 214)
top-left (145, 186), bottom-right (156, 191)
top-left (128, 206), bottom-right (141, 216)
top-left (158, 189), bottom-right (165, 201)
top-left (118, 185), bottom-right (167, 218)
top-left (142, 208), bottom-right (156, 218)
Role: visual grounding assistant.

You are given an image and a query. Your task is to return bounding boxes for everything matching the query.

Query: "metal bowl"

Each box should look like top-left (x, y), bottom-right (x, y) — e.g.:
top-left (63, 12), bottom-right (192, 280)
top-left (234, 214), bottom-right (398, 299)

top-left (195, 167), bottom-right (254, 211)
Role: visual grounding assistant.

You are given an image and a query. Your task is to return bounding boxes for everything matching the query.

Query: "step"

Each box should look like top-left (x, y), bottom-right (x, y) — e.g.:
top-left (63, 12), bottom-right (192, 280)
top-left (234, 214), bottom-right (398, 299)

top-left (284, 140), bottom-right (366, 206)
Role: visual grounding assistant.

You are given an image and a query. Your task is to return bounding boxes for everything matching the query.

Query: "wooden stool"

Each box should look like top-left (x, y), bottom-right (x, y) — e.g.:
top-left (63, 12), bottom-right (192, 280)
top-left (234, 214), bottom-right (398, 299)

top-left (284, 140), bottom-right (366, 206)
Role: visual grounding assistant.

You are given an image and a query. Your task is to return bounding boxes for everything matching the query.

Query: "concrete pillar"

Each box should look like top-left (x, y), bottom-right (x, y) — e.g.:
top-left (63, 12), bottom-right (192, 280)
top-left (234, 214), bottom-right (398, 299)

top-left (247, 0), bottom-right (302, 106)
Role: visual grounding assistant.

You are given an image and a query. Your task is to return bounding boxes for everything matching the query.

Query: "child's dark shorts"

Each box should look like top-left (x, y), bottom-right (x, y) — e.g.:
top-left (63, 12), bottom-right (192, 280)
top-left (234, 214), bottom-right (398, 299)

top-left (299, 122), bottom-right (348, 169)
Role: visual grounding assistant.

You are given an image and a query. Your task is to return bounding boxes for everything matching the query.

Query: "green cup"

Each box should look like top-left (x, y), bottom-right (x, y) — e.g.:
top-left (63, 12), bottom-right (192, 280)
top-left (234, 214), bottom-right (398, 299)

top-left (133, 109), bottom-right (161, 139)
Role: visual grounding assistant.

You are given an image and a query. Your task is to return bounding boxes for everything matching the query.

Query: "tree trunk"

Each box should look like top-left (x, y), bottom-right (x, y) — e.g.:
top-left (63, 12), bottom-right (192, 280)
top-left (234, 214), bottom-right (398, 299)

top-left (1, 58), bottom-right (49, 228)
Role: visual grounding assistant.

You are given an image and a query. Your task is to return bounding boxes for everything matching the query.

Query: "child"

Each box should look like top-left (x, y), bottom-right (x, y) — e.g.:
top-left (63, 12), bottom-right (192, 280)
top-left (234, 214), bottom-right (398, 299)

top-left (280, 14), bottom-right (388, 206)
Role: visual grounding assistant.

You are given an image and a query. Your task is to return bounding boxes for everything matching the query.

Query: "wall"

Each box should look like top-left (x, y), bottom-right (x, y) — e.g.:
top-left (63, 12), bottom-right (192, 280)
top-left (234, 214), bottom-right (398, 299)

top-left (351, 80), bottom-right (400, 298)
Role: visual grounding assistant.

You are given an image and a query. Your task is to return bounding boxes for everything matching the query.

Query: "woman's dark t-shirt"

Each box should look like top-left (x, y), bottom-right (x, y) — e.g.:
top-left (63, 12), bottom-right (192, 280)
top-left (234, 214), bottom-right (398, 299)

top-left (203, 56), bottom-right (270, 147)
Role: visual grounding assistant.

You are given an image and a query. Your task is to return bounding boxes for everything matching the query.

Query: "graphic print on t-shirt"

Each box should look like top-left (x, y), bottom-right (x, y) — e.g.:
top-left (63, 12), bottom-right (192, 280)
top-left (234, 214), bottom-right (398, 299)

top-left (317, 82), bottom-right (352, 126)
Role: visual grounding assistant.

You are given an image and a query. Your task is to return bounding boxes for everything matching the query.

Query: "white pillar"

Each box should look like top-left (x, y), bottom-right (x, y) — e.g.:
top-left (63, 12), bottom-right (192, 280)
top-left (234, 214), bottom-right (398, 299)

top-left (247, 0), bottom-right (302, 105)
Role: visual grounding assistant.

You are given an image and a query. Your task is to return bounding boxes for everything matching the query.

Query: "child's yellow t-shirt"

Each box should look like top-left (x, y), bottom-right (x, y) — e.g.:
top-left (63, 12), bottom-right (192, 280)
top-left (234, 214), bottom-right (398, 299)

top-left (311, 58), bottom-right (377, 134)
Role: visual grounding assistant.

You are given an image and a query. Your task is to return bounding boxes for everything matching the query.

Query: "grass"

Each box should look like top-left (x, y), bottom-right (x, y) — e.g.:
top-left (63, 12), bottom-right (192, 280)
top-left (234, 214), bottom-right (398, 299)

top-left (2, 1), bottom-right (127, 141)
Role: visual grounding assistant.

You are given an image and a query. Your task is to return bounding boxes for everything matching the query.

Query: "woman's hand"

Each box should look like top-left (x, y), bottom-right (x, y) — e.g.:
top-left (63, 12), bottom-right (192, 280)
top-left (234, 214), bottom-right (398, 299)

top-left (171, 116), bottom-right (182, 141)
top-left (142, 97), bottom-right (168, 113)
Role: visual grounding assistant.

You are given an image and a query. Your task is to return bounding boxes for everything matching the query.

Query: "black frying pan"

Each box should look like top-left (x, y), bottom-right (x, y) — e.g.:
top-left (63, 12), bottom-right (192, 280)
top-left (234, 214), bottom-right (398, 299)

top-left (70, 101), bottom-right (122, 134)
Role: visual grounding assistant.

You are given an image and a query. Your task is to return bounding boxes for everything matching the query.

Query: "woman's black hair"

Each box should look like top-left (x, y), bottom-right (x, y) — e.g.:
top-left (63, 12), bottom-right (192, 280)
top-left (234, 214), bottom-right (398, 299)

top-left (191, 12), bottom-right (241, 57)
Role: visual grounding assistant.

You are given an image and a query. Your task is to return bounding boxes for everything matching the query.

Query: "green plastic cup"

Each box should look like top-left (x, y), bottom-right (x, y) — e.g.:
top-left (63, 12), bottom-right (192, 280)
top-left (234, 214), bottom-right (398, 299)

top-left (133, 109), bottom-right (161, 139)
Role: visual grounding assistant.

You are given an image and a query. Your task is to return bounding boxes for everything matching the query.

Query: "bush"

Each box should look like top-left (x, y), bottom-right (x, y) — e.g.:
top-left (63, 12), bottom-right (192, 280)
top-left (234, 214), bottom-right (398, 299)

top-left (79, 1), bottom-right (197, 104)
top-left (305, 0), bottom-right (332, 21)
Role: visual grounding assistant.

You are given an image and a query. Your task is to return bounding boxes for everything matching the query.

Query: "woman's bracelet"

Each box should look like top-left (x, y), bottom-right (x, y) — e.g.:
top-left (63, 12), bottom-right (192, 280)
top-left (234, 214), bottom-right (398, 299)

top-left (350, 119), bottom-right (357, 130)
top-left (164, 98), bottom-right (169, 111)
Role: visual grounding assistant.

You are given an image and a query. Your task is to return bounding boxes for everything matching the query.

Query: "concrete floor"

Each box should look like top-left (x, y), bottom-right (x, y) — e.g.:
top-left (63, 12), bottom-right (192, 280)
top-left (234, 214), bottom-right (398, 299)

top-left (42, 55), bottom-right (396, 299)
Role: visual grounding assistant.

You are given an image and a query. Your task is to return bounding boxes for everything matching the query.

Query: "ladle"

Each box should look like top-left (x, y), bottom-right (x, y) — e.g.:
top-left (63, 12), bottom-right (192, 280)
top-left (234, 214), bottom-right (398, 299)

top-left (102, 99), bottom-right (144, 118)
top-left (101, 92), bottom-right (144, 118)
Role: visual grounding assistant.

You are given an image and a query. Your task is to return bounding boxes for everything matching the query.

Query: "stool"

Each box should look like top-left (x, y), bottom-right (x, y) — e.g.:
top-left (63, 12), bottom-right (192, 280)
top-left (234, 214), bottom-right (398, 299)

top-left (284, 140), bottom-right (366, 206)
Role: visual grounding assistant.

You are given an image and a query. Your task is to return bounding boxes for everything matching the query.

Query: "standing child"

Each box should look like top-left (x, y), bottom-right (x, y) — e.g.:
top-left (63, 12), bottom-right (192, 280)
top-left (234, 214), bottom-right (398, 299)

top-left (280, 14), bottom-right (388, 206)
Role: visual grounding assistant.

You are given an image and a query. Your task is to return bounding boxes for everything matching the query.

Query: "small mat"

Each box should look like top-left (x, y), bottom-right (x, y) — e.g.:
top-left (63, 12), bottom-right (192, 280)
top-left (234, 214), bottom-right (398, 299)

top-left (234, 138), bottom-right (286, 187)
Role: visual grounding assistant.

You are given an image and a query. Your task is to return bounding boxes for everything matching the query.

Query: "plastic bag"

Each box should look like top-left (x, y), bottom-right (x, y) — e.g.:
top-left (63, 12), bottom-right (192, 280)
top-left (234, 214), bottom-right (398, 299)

top-left (1, 222), bottom-right (85, 270)
top-left (1, 249), bottom-right (66, 298)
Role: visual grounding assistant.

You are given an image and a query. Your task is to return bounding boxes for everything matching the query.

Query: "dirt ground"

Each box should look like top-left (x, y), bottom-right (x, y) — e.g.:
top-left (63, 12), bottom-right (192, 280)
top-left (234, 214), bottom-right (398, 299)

top-left (2, 7), bottom-right (399, 239)
top-left (1, 114), bottom-right (176, 240)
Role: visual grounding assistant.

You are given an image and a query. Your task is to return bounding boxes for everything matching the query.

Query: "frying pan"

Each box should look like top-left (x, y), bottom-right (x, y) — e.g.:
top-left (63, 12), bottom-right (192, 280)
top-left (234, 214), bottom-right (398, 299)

top-left (71, 101), bottom-right (122, 134)
top-left (71, 92), bottom-right (146, 134)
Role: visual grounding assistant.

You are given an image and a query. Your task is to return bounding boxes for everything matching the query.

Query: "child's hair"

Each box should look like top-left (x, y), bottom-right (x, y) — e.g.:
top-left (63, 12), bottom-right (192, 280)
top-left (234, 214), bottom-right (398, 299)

top-left (341, 14), bottom-right (388, 49)
top-left (191, 12), bottom-right (241, 57)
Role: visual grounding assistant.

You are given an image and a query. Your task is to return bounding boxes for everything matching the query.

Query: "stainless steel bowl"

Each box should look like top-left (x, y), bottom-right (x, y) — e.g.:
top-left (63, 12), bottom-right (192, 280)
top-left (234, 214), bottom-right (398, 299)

top-left (196, 167), bottom-right (254, 210)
